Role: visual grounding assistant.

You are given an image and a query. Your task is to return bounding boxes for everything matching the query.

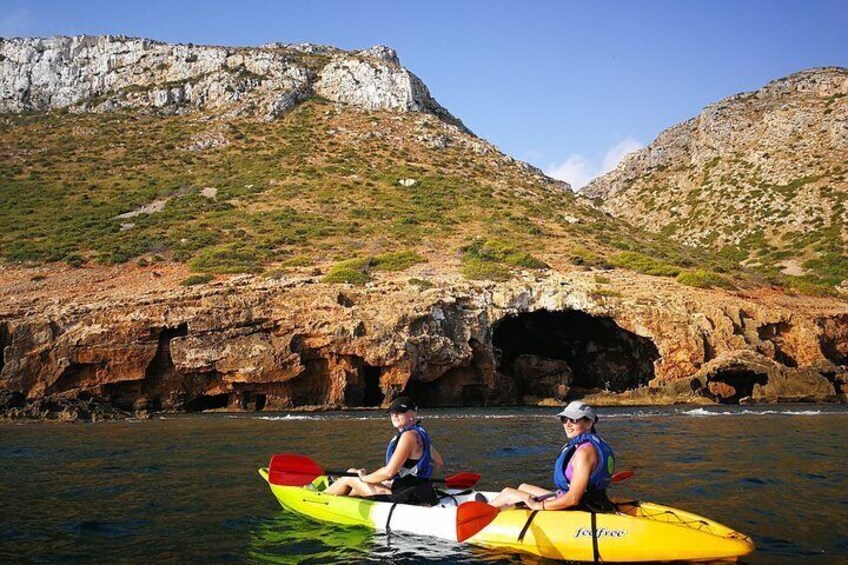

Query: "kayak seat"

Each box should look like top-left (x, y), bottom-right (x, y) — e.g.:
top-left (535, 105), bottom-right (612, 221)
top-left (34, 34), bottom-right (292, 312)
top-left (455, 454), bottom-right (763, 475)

top-left (435, 488), bottom-right (474, 506)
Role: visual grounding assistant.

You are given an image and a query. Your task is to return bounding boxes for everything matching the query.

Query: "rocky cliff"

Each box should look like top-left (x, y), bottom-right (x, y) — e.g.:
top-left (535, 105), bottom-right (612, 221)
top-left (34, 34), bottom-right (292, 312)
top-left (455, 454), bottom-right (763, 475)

top-left (0, 35), bottom-right (464, 126)
top-left (1, 263), bottom-right (846, 420)
top-left (0, 37), bottom-right (846, 419)
top-left (583, 67), bottom-right (848, 290)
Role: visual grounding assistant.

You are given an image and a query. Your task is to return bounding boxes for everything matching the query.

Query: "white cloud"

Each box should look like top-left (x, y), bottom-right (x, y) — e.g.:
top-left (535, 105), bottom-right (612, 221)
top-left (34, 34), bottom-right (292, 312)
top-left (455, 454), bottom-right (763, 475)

top-left (0, 8), bottom-right (31, 38)
top-left (546, 136), bottom-right (644, 191)
top-left (546, 154), bottom-right (595, 191)
top-left (600, 136), bottom-right (643, 174)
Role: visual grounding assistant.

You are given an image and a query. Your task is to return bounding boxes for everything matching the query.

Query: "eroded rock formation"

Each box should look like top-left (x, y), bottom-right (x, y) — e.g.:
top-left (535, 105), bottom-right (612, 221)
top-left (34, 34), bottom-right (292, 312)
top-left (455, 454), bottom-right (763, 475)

top-left (1, 265), bottom-right (845, 419)
top-left (0, 35), bottom-right (465, 127)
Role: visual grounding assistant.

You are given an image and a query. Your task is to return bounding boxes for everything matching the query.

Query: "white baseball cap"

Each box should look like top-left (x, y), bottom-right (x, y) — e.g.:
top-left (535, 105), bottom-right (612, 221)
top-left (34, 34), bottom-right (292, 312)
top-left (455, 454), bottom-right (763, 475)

top-left (555, 401), bottom-right (598, 423)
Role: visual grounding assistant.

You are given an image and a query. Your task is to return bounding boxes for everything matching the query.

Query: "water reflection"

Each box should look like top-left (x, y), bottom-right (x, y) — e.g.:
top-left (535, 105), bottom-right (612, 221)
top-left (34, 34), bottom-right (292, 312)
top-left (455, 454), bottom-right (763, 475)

top-left (2, 406), bottom-right (847, 564)
top-left (248, 509), bottom-right (490, 564)
top-left (248, 511), bottom-right (374, 564)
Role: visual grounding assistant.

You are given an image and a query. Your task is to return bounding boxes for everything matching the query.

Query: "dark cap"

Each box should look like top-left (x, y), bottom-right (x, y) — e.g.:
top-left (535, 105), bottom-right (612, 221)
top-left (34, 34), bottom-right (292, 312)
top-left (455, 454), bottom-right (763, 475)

top-left (386, 396), bottom-right (417, 413)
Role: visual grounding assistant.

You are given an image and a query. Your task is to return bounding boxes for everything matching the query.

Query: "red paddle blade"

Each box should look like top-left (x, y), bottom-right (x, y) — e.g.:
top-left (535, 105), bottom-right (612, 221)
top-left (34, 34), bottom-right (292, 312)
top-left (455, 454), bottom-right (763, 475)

top-left (611, 470), bottom-right (634, 483)
top-left (444, 472), bottom-right (481, 489)
top-left (268, 453), bottom-right (326, 486)
top-left (456, 501), bottom-right (500, 542)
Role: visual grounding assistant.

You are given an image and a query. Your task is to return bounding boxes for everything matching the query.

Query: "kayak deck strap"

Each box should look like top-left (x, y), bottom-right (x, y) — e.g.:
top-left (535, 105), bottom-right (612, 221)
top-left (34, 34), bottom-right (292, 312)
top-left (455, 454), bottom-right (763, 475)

top-left (385, 502), bottom-right (399, 535)
top-left (516, 510), bottom-right (539, 543)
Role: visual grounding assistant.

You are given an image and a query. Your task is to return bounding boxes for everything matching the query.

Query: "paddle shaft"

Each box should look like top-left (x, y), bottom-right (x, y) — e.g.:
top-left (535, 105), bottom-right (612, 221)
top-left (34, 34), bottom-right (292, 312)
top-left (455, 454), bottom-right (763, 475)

top-left (325, 468), bottom-right (449, 484)
top-left (479, 469), bottom-right (634, 512)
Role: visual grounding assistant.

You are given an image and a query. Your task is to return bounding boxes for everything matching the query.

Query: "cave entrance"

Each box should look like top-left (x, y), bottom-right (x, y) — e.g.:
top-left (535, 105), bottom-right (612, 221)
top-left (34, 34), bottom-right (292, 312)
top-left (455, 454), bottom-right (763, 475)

top-left (240, 392), bottom-right (267, 411)
top-left (184, 393), bottom-right (230, 412)
top-left (362, 365), bottom-right (383, 407)
top-left (492, 310), bottom-right (659, 397)
top-left (706, 370), bottom-right (769, 404)
top-left (0, 322), bottom-right (8, 375)
top-left (48, 362), bottom-right (103, 395)
top-left (342, 358), bottom-right (386, 408)
top-left (139, 323), bottom-right (189, 407)
top-left (819, 315), bottom-right (848, 366)
top-left (404, 339), bottom-right (496, 407)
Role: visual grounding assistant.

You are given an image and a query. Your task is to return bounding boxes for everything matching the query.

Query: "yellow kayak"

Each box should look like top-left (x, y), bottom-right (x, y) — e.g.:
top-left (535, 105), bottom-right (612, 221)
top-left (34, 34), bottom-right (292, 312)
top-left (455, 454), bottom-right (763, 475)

top-left (259, 467), bottom-right (754, 562)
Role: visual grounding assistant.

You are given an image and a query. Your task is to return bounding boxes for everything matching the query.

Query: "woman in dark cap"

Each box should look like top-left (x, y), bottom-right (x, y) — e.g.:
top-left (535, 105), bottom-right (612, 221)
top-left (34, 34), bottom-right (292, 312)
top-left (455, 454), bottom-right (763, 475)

top-left (488, 401), bottom-right (615, 512)
top-left (324, 397), bottom-right (444, 502)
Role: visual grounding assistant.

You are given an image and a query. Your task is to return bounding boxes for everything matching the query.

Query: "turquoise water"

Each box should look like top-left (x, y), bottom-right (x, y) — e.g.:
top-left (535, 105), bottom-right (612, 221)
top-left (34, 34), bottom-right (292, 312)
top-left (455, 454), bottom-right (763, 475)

top-left (2, 405), bottom-right (847, 564)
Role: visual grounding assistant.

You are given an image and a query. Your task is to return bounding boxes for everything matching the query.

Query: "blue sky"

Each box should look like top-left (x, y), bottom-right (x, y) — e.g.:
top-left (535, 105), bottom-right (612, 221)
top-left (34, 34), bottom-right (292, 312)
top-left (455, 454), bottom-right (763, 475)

top-left (2, 1), bottom-right (846, 189)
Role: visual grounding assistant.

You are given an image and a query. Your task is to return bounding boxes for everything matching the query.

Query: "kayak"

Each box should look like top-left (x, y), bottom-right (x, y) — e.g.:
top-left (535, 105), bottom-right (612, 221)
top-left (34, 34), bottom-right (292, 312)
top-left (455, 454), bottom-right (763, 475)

top-left (258, 467), bottom-right (755, 562)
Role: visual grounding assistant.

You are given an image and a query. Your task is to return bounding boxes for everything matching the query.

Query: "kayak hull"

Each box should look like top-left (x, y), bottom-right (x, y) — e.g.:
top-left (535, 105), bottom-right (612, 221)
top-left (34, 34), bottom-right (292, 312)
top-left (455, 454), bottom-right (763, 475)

top-left (258, 468), bottom-right (754, 562)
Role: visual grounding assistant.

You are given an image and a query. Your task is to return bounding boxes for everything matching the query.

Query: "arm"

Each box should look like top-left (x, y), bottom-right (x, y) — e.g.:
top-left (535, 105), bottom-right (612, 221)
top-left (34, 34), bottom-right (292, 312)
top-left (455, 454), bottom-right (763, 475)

top-left (530, 446), bottom-right (598, 511)
top-left (358, 431), bottom-right (416, 484)
top-left (430, 445), bottom-right (444, 474)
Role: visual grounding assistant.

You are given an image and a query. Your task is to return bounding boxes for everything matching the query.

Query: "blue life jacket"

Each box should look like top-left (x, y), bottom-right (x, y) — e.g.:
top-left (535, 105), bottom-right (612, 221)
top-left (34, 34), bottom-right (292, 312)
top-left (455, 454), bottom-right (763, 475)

top-left (553, 432), bottom-right (615, 492)
top-left (385, 422), bottom-right (433, 479)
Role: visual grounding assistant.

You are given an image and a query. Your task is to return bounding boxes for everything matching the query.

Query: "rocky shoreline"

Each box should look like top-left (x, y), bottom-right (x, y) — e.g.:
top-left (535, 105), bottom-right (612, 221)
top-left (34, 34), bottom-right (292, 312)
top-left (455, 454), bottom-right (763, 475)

top-left (1, 263), bottom-right (845, 422)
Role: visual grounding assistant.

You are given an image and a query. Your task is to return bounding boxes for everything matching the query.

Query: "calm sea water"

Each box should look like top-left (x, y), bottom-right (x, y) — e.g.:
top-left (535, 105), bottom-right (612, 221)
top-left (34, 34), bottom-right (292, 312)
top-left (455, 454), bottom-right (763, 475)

top-left (2, 405), bottom-right (847, 564)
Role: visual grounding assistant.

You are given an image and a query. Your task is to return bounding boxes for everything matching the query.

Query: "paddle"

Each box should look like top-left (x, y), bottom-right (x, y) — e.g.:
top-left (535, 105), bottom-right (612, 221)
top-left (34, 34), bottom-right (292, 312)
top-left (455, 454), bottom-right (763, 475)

top-left (456, 469), bottom-right (634, 542)
top-left (267, 453), bottom-right (482, 489)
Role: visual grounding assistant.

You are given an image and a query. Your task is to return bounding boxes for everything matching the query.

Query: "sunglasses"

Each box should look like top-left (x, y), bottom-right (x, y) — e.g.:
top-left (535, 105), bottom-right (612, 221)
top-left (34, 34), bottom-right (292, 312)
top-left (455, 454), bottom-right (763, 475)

top-left (560, 416), bottom-right (586, 424)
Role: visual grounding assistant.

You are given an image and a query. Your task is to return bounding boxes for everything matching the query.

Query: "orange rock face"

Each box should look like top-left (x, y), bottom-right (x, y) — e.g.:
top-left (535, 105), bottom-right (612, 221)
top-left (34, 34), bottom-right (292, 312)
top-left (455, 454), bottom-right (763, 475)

top-left (0, 264), bottom-right (846, 419)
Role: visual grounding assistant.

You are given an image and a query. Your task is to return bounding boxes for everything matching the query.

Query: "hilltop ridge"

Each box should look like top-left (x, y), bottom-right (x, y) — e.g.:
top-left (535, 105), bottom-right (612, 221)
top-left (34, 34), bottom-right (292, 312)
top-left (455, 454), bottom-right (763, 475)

top-left (583, 67), bottom-right (848, 291)
top-left (0, 35), bottom-right (465, 127)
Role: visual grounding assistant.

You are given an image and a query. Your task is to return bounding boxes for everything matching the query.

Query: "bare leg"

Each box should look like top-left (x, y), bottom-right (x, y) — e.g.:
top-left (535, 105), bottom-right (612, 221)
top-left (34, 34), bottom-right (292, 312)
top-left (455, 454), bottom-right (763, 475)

top-left (324, 476), bottom-right (391, 498)
top-left (489, 484), bottom-right (553, 508)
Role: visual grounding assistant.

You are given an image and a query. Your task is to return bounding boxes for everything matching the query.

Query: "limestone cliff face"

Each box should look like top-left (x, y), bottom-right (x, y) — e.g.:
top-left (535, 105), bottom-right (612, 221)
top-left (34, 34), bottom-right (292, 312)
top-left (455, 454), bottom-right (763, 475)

top-left (582, 67), bottom-right (847, 280)
top-left (1, 265), bottom-right (845, 419)
top-left (0, 35), bottom-right (465, 126)
top-left (0, 41), bottom-right (845, 420)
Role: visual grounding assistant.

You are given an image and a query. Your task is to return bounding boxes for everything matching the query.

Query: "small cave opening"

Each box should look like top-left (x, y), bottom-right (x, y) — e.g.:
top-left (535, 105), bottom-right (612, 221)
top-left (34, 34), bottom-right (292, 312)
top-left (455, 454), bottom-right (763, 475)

top-left (0, 322), bottom-right (8, 375)
top-left (140, 323), bottom-right (189, 406)
top-left (47, 362), bottom-right (103, 395)
top-left (818, 315), bottom-right (848, 366)
top-left (706, 370), bottom-right (769, 404)
top-left (757, 322), bottom-right (798, 367)
top-left (821, 372), bottom-right (846, 397)
top-left (404, 369), bottom-right (487, 408)
top-left (492, 310), bottom-right (659, 396)
top-left (405, 339), bottom-right (494, 407)
top-left (343, 359), bottom-right (386, 407)
top-left (362, 365), bottom-right (384, 407)
top-left (239, 392), bottom-right (267, 411)
top-left (146, 323), bottom-right (189, 380)
top-left (184, 393), bottom-right (231, 412)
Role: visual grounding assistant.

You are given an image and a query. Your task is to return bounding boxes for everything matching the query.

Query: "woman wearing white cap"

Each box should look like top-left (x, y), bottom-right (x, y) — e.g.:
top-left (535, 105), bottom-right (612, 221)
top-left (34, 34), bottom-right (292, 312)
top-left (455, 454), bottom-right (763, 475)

top-left (489, 401), bottom-right (616, 512)
top-left (324, 396), bottom-right (444, 503)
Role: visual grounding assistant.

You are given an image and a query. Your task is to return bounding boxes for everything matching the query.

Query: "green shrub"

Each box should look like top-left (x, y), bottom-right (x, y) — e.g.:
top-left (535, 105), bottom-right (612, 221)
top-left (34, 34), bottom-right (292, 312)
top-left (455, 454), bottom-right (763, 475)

top-left (323, 267), bottom-right (372, 284)
top-left (462, 238), bottom-right (547, 270)
top-left (408, 277), bottom-right (434, 289)
top-left (786, 278), bottom-right (838, 297)
top-left (323, 258), bottom-right (372, 284)
top-left (569, 245), bottom-right (602, 266)
top-left (280, 255), bottom-right (312, 267)
top-left (461, 256), bottom-right (512, 281)
top-left (181, 274), bottom-right (214, 286)
top-left (372, 250), bottom-right (426, 272)
top-left (676, 270), bottom-right (735, 289)
top-left (590, 288), bottom-right (622, 298)
top-left (609, 251), bottom-right (680, 277)
top-left (65, 253), bottom-right (85, 268)
top-left (188, 244), bottom-right (261, 273)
